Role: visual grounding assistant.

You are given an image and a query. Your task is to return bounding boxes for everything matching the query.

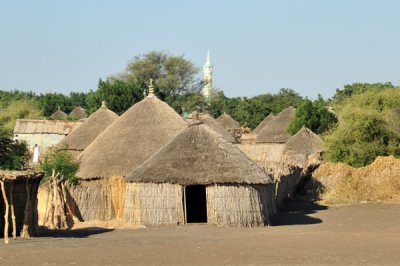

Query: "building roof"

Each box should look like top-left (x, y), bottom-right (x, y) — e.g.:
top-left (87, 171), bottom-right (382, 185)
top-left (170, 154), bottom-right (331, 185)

top-left (256, 106), bottom-right (296, 143)
top-left (69, 106), bottom-right (88, 119)
top-left (58, 103), bottom-right (118, 150)
top-left (76, 96), bottom-right (187, 179)
top-left (253, 113), bottom-right (275, 135)
top-left (216, 112), bottom-right (240, 129)
top-left (198, 113), bottom-right (235, 143)
top-left (283, 126), bottom-right (324, 156)
top-left (126, 123), bottom-right (273, 185)
top-left (50, 107), bottom-right (68, 120)
top-left (14, 119), bottom-right (82, 135)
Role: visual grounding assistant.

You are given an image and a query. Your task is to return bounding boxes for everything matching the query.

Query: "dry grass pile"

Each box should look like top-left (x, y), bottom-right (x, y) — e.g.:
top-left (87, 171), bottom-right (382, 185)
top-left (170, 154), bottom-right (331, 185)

top-left (312, 156), bottom-right (400, 203)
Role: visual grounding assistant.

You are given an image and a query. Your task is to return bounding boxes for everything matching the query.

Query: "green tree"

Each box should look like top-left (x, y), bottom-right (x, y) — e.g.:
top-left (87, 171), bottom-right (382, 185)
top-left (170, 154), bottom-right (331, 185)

top-left (0, 125), bottom-right (30, 170)
top-left (38, 93), bottom-right (72, 117)
top-left (41, 147), bottom-right (79, 185)
top-left (287, 98), bottom-right (338, 135)
top-left (331, 82), bottom-right (395, 104)
top-left (117, 51), bottom-right (199, 99)
top-left (0, 99), bottom-right (42, 134)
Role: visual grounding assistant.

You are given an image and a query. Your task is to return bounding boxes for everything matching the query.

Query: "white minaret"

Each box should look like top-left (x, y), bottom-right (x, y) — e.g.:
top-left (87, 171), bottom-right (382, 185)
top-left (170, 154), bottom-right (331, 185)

top-left (202, 50), bottom-right (213, 100)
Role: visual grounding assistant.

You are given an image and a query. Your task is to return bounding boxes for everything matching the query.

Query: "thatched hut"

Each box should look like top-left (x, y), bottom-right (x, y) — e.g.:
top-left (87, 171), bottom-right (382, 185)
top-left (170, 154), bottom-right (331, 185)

top-left (51, 106), bottom-right (68, 120)
top-left (253, 113), bottom-right (275, 135)
top-left (0, 170), bottom-right (43, 243)
top-left (69, 106), bottom-right (88, 120)
top-left (198, 113), bottom-right (235, 143)
top-left (216, 112), bottom-right (240, 129)
top-left (274, 127), bottom-right (324, 207)
top-left (66, 92), bottom-right (187, 222)
top-left (123, 123), bottom-right (276, 227)
top-left (58, 101), bottom-right (118, 158)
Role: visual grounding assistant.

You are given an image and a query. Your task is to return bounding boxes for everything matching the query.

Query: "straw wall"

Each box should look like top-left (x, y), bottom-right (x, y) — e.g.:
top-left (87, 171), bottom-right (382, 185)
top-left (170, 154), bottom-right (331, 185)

top-left (236, 143), bottom-right (285, 168)
top-left (0, 179), bottom-right (40, 237)
top-left (123, 183), bottom-right (184, 226)
top-left (206, 184), bottom-right (276, 227)
top-left (38, 176), bottom-right (126, 223)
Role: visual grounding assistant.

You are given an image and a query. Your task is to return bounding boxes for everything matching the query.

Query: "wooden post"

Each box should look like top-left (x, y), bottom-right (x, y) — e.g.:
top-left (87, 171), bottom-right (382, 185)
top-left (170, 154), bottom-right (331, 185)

top-left (9, 181), bottom-right (17, 240)
top-left (22, 179), bottom-right (31, 239)
top-left (1, 180), bottom-right (9, 244)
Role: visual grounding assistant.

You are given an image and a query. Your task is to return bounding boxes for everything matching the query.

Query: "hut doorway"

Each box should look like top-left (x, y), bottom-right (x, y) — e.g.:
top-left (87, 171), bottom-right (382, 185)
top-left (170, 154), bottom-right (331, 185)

top-left (184, 185), bottom-right (207, 223)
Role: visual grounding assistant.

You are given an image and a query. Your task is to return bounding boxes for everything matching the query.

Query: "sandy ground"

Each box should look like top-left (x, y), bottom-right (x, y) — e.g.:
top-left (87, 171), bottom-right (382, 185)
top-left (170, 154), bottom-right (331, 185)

top-left (1, 201), bottom-right (400, 265)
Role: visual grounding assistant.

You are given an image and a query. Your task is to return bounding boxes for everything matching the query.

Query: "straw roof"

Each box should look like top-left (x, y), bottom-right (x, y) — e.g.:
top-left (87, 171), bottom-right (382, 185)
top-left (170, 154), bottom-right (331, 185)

top-left (77, 96), bottom-right (187, 179)
top-left (14, 119), bottom-right (82, 135)
top-left (252, 113), bottom-right (275, 135)
top-left (126, 123), bottom-right (273, 185)
top-left (69, 106), bottom-right (88, 119)
top-left (58, 103), bottom-right (118, 151)
top-left (283, 127), bottom-right (324, 155)
top-left (51, 107), bottom-right (67, 120)
top-left (256, 106), bottom-right (296, 143)
top-left (198, 113), bottom-right (235, 143)
top-left (216, 112), bottom-right (240, 129)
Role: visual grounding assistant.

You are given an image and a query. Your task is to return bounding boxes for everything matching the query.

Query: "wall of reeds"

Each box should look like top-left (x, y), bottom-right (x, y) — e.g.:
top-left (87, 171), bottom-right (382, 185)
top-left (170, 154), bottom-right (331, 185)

top-left (236, 143), bottom-right (285, 168)
top-left (38, 176), bottom-right (126, 223)
top-left (123, 183), bottom-right (184, 226)
top-left (206, 184), bottom-right (276, 227)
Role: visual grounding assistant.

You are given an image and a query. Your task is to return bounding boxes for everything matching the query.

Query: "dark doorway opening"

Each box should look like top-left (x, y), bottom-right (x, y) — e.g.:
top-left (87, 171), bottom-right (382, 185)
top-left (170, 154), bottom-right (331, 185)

top-left (185, 185), bottom-right (207, 223)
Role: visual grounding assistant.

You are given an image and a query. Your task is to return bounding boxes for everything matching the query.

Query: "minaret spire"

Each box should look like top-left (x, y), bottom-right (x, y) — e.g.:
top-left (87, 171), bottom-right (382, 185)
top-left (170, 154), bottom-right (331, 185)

top-left (202, 50), bottom-right (213, 101)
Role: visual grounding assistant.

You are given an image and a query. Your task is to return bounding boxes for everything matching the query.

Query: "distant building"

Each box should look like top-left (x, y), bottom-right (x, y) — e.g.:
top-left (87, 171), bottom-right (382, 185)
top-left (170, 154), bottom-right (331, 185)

top-left (13, 119), bottom-right (83, 155)
top-left (202, 50), bottom-right (213, 100)
top-left (50, 106), bottom-right (68, 120)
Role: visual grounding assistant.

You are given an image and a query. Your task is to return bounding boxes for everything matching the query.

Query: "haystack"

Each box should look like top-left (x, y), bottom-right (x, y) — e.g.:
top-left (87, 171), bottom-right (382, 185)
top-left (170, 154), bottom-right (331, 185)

top-left (58, 101), bottom-right (118, 157)
top-left (216, 112), bottom-right (240, 129)
top-left (124, 123), bottom-right (276, 227)
top-left (256, 106), bottom-right (295, 143)
top-left (67, 91), bottom-right (187, 222)
top-left (69, 106), bottom-right (88, 120)
top-left (253, 113), bottom-right (275, 135)
top-left (0, 170), bottom-right (43, 243)
top-left (50, 106), bottom-right (67, 120)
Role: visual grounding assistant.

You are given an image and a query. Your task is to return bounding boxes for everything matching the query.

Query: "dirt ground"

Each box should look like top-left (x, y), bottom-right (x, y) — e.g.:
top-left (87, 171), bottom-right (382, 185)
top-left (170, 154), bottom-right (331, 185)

top-left (1, 201), bottom-right (400, 265)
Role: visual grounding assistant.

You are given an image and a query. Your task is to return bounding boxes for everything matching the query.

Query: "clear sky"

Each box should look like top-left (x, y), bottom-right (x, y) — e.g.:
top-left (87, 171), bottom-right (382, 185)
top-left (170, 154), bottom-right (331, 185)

top-left (1, 0), bottom-right (399, 99)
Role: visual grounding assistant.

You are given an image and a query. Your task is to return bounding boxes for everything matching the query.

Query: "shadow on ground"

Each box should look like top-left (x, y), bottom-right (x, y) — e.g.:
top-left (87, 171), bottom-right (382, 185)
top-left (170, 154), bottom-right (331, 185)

top-left (38, 227), bottom-right (114, 238)
top-left (270, 199), bottom-right (327, 226)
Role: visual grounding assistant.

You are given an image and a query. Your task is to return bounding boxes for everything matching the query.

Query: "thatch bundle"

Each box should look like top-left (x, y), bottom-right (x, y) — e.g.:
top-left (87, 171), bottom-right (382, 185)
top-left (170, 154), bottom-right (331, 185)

top-left (50, 107), bottom-right (68, 120)
top-left (252, 113), bottom-right (275, 135)
top-left (124, 123), bottom-right (276, 227)
top-left (69, 106), bottom-right (88, 120)
top-left (256, 106), bottom-right (295, 143)
top-left (216, 112), bottom-right (240, 129)
top-left (0, 170), bottom-right (43, 243)
top-left (77, 96), bottom-right (187, 179)
top-left (58, 102), bottom-right (118, 153)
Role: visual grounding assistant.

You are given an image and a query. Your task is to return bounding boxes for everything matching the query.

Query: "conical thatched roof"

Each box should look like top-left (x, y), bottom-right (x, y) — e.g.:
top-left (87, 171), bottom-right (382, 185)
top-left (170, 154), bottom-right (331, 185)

top-left (126, 123), bottom-right (273, 185)
top-left (283, 127), bottom-right (324, 155)
top-left (77, 96), bottom-right (187, 179)
top-left (51, 106), bottom-right (67, 120)
top-left (256, 106), bottom-right (295, 143)
top-left (216, 112), bottom-right (240, 129)
top-left (253, 113), bottom-right (275, 135)
top-left (198, 113), bottom-right (235, 143)
top-left (69, 106), bottom-right (88, 119)
top-left (59, 103), bottom-right (118, 151)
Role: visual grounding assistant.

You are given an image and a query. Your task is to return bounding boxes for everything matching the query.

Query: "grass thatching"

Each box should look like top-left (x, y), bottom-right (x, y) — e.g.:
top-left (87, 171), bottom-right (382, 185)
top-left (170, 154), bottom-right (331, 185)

top-left (51, 107), bottom-right (67, 120)
top-left (126, 123), bottom-right (273, 185)
top-left (77, 96), bottom-right (187, 179)
top-left (256, 106), bottom-right (295, 143)
top-left (59, 104), bottom-right (118, 151)
top-left (69, 106), bottom-right (88, 119)
top-left (198, 113), bottom-right (235, 143)
top-left (216, 112), bottom-right (240, 129)
top-left (252, 113), bottom-right (275, 135)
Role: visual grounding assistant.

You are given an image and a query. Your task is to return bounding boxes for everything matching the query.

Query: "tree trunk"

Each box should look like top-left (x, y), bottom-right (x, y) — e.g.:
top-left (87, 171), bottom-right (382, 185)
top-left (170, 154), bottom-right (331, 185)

top-left (22, 179), bottom-right (31, 239)
top-left (9, 181), bottom-right (16, 240)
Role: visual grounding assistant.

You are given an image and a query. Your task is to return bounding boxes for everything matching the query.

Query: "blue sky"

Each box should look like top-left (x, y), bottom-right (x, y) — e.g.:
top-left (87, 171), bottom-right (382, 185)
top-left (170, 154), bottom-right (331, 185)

top-left (1, 0), bottom-right (399, 99)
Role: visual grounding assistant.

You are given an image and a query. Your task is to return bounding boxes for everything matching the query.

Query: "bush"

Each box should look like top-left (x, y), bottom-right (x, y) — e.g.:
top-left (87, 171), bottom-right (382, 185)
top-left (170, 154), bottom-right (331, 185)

top-left (0, 126), bottom-right (30, 170)
top-left (41, 148), bottom-right (79, 185)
